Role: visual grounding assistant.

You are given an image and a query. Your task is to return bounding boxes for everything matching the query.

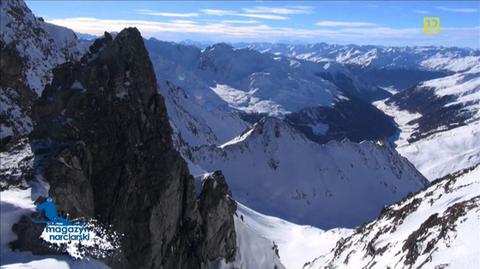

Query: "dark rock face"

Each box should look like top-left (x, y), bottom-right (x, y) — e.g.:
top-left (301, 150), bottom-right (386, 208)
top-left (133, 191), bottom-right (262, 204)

top-left (10, 214), bottom-right (57, 255)
top-left (199, 171), bottom-right (237, 261)
top-left (19, 28), bottom-right (236, 269)
top-left (0, 39), bottom-right (36, 189)
top-left (0, 40), bottom-right (36, 148)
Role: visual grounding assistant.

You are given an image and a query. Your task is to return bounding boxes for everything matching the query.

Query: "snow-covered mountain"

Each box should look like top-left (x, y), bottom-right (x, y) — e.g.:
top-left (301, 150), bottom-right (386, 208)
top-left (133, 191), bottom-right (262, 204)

top-left (0, 0), bottom-right (83, 94)
top-left (146, 39), bottom-right (397, 145)
top-left (146, 39), bottom-right (343, 116)
top-left (306, 165), bottom-right (480, 269)
top-left (238, 43), bottom-right (480, 73)
top-left (375, 66), bottom-right (480, 180)
top-left (236, 42), bottom-right (480, 90)
top-left (192, 117), bottom-right (428, 228)
top-left (0, 0), bottom-right (83, 143)
top-left (2, 1), bottom-right (479, 268)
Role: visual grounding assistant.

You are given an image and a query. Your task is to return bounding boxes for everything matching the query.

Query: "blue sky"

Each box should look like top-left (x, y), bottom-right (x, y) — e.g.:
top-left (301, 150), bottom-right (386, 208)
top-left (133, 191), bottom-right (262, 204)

top-left (27, 1), bottom-right (480, 48)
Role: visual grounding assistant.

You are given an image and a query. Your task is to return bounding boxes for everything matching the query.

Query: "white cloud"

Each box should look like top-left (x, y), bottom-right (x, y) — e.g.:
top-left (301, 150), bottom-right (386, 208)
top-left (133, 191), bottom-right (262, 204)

top-left (221, 20), bottom-right (259, 24)
top-left (169, 20), bottom-right (196, 24)
top-left (316, 21), bottom-right (377, 27)
top-left (200, 8), bottom-right (289, 20)
top-left (242, 6), bottom-right (314, 15)
top-left (414, 10), bottom-right (430, 14)
top-left (46, 17), bottom-right (479, 48)
top-left (200, 9), bottom-right (236, 16)
top-left (136, 9), bottom-right (199, 17)
top-left (238, 13), bottom-right (288, 20)
top-left (437, 6), bottom-right (478, 13)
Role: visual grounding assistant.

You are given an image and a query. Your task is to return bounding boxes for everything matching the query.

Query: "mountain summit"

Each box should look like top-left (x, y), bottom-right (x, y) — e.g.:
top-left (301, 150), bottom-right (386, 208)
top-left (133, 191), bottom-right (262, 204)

top-left (13, 28), bottom-right (238, 269)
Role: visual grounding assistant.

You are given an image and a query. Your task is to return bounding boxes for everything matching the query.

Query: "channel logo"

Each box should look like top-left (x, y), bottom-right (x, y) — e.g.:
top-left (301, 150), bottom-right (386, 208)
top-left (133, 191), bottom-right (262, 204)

top-left (424, 17), bottom-right (440, 34)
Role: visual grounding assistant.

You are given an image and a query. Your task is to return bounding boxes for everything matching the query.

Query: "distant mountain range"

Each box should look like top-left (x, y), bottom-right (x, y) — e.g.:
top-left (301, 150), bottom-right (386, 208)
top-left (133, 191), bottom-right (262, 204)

top-left (1, 1), bottom-right (479, 269)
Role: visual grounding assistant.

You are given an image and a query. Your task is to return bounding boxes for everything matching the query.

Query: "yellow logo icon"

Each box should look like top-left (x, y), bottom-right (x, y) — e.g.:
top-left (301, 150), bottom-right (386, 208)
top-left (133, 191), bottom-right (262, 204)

top-left (424, 17), bottom-right (440, 34)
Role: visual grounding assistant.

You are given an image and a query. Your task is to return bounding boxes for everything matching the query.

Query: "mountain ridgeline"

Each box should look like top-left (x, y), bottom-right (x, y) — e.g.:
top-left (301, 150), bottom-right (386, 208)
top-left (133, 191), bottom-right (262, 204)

top-left (17, 29), bottom-right (237, 269)
top-left (144, 38), bottom-right (398, 145)
top-left (1, 1), bottom-right (479, 268)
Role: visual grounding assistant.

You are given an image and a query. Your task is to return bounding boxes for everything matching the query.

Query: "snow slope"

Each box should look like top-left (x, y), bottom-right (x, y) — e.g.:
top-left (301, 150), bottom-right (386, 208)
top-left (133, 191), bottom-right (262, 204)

top-left (375, 67), bottom-right (480, 180)
top-left (397, 122), bottom-right (480, 182)
top-left (192, 117), bottom-right (428, 229)
top-left (157, 80), bottom-right (249, 151)
top-left (215, 211), bottom-right (286, 269)
top-left (234, 203), bottom-right (351, 269)
top-left (306, 165), bottom-right (480, 269)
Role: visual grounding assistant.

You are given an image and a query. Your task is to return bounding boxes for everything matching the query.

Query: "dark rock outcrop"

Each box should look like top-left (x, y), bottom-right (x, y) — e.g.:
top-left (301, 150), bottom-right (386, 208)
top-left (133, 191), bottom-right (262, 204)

top-left (14, 28), bottom-right (236, 269)
top-left (0, 39), bottom-right (36, 148)
top-left (199, 171), bottom-right (237, 261)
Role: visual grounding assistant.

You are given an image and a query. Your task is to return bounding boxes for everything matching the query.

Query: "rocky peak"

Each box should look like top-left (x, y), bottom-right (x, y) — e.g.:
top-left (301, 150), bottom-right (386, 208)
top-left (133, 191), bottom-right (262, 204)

top-left (0, 0), bottom-right (83, 148)
top-left (13, 27), bottom-right (237, 269)
top-left (199, 171), bottom-right (237, 261)
top-left (249, 117), bottom-right (304, 141)
top-left (1, 0), bottom-right (82, 94)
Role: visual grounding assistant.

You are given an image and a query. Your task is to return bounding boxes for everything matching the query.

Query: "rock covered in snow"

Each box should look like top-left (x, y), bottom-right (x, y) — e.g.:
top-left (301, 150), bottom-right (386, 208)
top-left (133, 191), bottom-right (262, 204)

top-left (192, 117), bottom-right (428, 229)
top-left (0, 0), bottom-right (83, 146)
top-left (306, 165), bottom-right (480, 269)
